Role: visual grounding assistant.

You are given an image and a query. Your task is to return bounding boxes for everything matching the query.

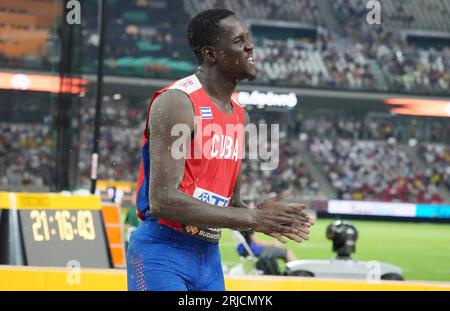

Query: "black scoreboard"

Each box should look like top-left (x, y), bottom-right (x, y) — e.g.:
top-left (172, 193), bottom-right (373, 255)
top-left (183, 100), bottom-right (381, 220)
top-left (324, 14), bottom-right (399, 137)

top-left (0, 192), bottom-right (112, 268)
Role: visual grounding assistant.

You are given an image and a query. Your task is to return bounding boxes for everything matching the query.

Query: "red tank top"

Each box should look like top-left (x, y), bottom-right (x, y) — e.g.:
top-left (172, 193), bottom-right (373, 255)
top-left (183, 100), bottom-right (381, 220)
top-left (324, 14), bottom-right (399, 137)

top-left (135, 74), bottom-right (245, 242)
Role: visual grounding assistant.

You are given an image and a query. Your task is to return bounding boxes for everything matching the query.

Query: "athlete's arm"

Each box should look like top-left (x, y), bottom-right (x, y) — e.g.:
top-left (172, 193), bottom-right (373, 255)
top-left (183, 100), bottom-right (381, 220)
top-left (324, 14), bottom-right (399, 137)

top-left (148, 90), bottom-right (306, 235)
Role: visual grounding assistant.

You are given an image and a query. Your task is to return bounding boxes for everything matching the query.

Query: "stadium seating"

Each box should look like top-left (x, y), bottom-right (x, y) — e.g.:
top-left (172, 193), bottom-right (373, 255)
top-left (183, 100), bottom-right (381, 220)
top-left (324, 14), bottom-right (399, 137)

top-left (333, 0), bottom-right (450, 32)
top-left (0, 1), bottom-right (449, 204)
top-left (3, 100), bottom-right (449, 204)
top-left (419, 144), bottom-right (450, 191)
top-left (0, 122), bottom-right (54, 188)
top-left (1, 0), bottom-right (449, 95)
top-left (183, 0), bottom-right (322, 24)
top-left (308, 138), bottom-right (444, 203)
top-left (332, 0), bottom-right (450, 94)
top-left (240, 140), bottom-right (322, 201)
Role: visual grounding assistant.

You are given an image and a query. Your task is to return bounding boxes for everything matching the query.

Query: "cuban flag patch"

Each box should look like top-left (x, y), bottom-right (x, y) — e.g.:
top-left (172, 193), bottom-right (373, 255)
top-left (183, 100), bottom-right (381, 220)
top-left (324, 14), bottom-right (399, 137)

top-left (199, 106), bottom-right (213, 119)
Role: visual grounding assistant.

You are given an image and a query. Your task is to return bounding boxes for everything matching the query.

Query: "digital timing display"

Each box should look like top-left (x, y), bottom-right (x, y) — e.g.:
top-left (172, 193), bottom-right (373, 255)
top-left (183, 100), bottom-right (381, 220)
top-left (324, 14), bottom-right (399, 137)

top-left (0, 192), bottom-right (112, 269)
top-left (19, 209), bottom-right (111, 268)
top-left (23, 210), bottom-right (97, 242)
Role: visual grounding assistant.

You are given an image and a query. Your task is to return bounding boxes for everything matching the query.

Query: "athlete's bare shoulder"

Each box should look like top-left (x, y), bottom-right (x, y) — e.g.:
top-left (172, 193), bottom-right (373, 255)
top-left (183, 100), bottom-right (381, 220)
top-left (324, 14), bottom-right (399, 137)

top-left (149, 89), bottom-right (195, 132)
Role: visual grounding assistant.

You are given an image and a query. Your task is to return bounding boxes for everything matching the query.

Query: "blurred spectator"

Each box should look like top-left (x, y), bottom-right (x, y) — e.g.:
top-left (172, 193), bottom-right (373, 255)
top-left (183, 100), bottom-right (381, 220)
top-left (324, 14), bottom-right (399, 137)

top-left (0, 123), bottom-right (54, 188)
top-left (419, 144), bottom-right (450, 191)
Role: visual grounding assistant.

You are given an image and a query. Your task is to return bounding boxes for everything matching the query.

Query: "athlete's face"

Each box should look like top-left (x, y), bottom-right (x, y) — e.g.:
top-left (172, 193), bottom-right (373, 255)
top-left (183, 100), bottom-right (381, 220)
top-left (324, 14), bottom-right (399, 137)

top-left (214, 15), bottom-right (256, 81)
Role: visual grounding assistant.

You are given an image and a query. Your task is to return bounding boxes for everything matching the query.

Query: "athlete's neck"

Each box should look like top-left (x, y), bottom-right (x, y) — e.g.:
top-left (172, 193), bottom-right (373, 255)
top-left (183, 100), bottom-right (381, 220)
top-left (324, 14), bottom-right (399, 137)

top-left (195, 67), bottom-right (237, 109)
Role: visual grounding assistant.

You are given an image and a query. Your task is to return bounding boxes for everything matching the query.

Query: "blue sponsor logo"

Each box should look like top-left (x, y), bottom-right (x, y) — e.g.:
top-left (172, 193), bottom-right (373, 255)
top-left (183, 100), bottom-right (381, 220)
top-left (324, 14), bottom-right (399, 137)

top-left (194, 187), bottom-right (229, 207)
top-left (198, 192), bottom-right (211, 203)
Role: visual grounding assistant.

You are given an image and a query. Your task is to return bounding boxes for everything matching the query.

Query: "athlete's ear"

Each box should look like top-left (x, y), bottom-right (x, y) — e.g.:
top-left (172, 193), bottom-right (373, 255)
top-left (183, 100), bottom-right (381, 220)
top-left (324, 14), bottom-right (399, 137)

top-left (201, 46), bottom-right (218, 64)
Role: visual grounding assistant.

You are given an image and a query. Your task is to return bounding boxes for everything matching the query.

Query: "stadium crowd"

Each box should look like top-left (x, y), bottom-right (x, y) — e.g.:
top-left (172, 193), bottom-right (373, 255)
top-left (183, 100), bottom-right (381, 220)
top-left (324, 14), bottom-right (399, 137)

top-left (183, 0), bottom-right (322, 24)
top-left (76, 98), bottom-right (144, 189)
top-left (254, 34), bottom-right (376, 90)
top-left (309, 138), bottom-right (445, 204)
top-left (75, 101), bottom-right (323, 200)
top-left (298, 112), bottom-right (449, 143)
top-left (332, 0), bottom-right (450, 94)
top-left (0, 123), bottom-right (54, 188)
top-left (419, 144), bottom-right (450, 192)
top-left (2, 102), bottom-right (448, 205)
top-left (2, 0), bottom-right (449, 95)
top-left (1, 0), bottom-right (449, 204)
top-left (82, 0), bottom-right (450, 93)
top-left (240, 139), bottom-right (322, 201)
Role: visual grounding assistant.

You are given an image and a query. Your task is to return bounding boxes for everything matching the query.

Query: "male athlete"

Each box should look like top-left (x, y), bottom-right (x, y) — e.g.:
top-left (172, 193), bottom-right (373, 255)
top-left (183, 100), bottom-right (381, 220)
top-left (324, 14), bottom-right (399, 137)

top-left (126, 9), bottom-right (313, 291)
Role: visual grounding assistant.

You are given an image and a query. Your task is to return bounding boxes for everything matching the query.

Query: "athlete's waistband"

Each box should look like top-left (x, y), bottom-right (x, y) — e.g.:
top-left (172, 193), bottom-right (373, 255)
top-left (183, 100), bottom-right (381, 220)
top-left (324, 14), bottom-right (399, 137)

top-left (142, 218), bottom-right (219, 247)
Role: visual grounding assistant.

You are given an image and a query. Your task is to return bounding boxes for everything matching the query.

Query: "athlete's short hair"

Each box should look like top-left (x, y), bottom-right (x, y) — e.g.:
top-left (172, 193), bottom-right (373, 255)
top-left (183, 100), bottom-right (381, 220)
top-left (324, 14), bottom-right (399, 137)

top-left (187, 8), bottom-right (236, 64)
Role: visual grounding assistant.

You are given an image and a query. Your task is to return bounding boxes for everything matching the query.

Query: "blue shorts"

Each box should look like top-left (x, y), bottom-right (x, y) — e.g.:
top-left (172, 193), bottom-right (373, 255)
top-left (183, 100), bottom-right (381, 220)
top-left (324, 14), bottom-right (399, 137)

top-left (126, 219), bottom-right (225, 291)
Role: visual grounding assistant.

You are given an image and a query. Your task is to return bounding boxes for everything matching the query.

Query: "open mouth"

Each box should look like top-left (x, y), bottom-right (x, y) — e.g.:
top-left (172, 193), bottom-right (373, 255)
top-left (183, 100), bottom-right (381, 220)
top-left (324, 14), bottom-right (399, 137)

top-left (246, 56), bottom-right (254, 65)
